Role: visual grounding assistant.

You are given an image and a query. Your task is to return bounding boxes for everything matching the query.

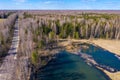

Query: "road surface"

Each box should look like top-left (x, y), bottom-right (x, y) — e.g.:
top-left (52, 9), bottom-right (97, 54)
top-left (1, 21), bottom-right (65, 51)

top-left (0, 19), bottom-right (19, 80)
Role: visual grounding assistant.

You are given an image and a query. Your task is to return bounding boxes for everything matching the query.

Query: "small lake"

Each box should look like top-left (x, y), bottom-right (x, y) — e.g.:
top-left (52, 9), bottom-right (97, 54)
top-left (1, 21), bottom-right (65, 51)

top-left (36, 51), bottom-right (110, 80)
top-left (81, 43), bottom-right (120, 71)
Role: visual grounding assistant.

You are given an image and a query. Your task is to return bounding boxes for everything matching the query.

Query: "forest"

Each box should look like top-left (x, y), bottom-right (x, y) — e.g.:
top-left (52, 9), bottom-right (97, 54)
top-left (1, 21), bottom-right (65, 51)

top-left (17, 11), bottom-right (120, 79)
top-left (0, 11), bottom-right (17, 59)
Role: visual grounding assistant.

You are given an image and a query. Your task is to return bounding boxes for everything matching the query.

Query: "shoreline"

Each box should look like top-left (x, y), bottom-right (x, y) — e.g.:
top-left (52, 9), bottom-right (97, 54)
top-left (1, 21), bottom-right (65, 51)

top-left (94, 65), bottom-right (112, 80)
top-left (58, 39), bottom-right (120, 80)
top-left (35, 50), bottom-right (112, 80)
top-left (69, 52), bottom-right (112, 80)
top-left (87, 39), bottom-right (120, 80)
top-left (89, 39), bottom-right (120, 56)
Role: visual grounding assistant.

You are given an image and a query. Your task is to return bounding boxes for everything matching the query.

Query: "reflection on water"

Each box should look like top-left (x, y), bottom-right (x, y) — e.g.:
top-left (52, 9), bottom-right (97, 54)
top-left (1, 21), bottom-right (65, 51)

top-left (37, 51), bottom-right (109, 80)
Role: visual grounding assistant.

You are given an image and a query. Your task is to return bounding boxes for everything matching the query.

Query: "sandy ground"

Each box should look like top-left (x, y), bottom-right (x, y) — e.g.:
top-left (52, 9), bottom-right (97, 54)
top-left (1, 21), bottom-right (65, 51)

top-left (91, 39), bottom-right (120, 56)
top-left (58, 39), bottom-right (120, 80)
top-left (97, 67), bottom-right (120, 80)
top-left (0, 19), bottom-right (6, 23)
top-left (90, 39), bottom-right (120, 80)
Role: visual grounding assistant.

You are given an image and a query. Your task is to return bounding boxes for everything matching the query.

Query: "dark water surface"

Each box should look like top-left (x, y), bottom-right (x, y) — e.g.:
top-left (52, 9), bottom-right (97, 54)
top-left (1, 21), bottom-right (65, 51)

top-left (81, 43), bottom-right (120, 71)
top-left (37, 51), bottom-right (109, 80)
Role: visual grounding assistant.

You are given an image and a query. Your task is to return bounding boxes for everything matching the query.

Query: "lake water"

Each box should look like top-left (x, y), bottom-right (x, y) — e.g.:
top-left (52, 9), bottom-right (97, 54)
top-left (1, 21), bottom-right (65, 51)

top-left (36, 51), bottom-right (110, 80)
top-left (81, 43), bottom-right (120, 71)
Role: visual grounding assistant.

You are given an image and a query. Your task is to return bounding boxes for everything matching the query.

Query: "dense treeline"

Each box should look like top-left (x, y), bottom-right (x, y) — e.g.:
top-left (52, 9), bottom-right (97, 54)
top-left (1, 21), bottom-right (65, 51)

top-left (22, 12), bottom-right (120, 40)
top-left (0, 13), bottom-right (17, 58)
top-left (18, 12), bottom-right (59, 80)
top-left (18, 12), bottom-right (120, 66)
top-left (19, 12), bottom-right (58, 66)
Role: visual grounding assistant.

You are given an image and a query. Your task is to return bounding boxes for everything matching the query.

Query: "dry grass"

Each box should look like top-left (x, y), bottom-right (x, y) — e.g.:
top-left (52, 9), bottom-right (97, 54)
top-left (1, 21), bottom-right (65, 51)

top-left (91, 39), bottom-right (120, 56)
top-left (0, 19), bottom-right (6, 23)
top-left (89, 39), bottom-right (120, 80)
top-left (104, 71), bottom-right (120, 80)
top-left (97, 67), bottom-right (120, 80)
